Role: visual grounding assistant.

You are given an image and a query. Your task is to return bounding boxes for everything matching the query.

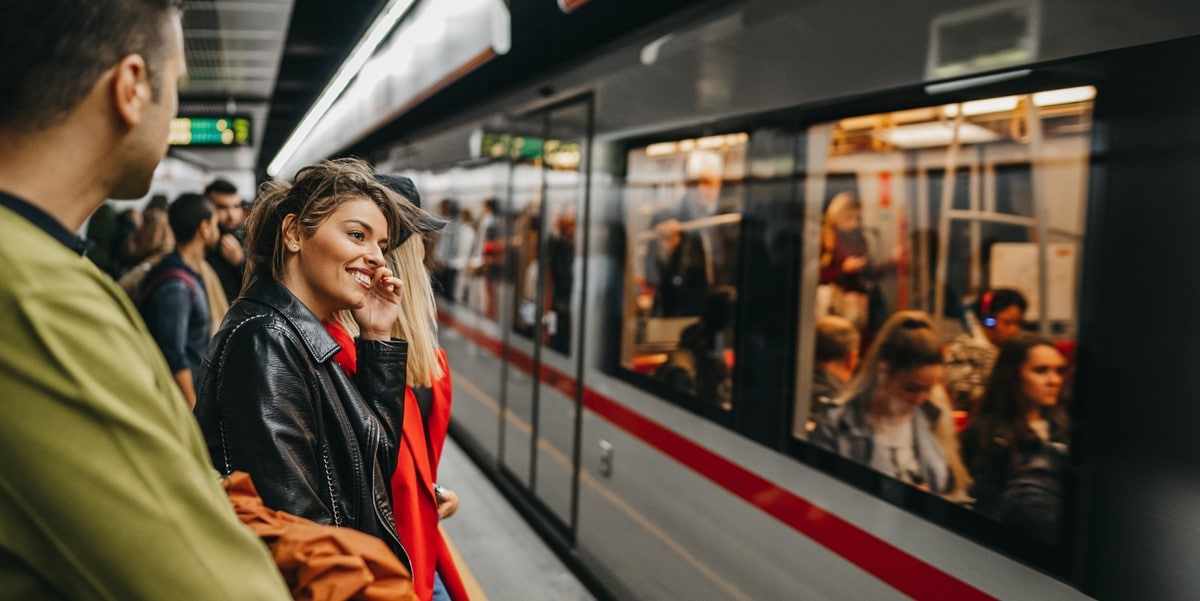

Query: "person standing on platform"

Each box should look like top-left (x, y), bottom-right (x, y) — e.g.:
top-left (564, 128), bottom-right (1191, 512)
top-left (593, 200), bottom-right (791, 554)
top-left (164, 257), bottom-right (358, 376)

top-left (327, 175), bottom-right (471, 601)
top-left (194, 158), bottom-right (415, 569)
top-left (139, 193), bottom-right (220, 408)
top-left (0, 1), bottom-right (291, 598)
top-left (205, 178), bottom-right (247, 301)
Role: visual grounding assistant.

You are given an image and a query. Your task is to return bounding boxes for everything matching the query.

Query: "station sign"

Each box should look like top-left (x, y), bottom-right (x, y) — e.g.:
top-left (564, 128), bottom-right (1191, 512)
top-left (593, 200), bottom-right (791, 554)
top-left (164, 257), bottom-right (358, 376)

top-left (170, 116), bottom-right (252, 147)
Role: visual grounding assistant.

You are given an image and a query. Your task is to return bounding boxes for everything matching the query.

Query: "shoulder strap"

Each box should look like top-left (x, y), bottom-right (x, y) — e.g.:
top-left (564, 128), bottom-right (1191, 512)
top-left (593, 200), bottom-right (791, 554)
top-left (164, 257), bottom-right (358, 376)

top-left (138, 267), bottom-right (199, 306)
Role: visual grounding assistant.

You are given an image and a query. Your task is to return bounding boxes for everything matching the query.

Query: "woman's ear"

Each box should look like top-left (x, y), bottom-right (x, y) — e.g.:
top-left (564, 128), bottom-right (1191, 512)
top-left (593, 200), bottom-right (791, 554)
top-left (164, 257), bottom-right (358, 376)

top-left (281, 214), bottom-right (301, 251)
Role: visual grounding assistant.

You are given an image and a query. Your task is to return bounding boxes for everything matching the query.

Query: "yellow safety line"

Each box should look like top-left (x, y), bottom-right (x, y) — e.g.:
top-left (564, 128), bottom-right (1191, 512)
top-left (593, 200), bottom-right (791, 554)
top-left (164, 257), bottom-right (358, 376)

top-left (453, 370), bottom-right (753, 601)
top-left (440, 524), bottom-right (490, 601)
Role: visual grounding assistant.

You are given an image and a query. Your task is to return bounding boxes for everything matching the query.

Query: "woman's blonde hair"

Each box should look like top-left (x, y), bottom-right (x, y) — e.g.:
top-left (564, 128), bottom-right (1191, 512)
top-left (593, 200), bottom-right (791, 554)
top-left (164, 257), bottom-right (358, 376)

top-left (334, 235), bottom-right (442, 386)
top-left (391, 232), bottom-right (442, 386)
top-left (841, 310), bottom-right (971, 496)
top-left (819, 192), bottom-right (862, 269)
top-left (337, 233), bottom-right (443, 387)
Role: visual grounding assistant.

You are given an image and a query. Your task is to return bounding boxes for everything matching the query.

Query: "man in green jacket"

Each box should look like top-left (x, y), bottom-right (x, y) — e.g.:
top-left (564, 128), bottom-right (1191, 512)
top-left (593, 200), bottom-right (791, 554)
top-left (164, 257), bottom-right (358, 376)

top-left (0, 1), bottom-right (291, 599)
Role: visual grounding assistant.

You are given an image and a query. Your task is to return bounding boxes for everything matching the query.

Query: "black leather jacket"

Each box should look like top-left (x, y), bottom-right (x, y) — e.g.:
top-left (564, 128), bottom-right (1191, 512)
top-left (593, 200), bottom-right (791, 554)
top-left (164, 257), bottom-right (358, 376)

top-left (195, 278), bottom-right (411, 568)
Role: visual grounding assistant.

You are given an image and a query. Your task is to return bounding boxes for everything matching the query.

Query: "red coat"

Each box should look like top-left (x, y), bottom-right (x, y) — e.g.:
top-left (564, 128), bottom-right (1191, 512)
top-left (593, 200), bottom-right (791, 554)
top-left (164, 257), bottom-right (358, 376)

top-left (324, 322), bottom-right (470, 601)
top-left (392, 350), bottom-right (469, 601)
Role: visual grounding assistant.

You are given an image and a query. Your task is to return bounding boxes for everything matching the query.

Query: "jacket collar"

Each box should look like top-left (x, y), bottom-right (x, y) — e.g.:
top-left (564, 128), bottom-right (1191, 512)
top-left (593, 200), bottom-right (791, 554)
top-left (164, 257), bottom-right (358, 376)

top-left (242, 277), bottom-right (340, 362)
top-left (835, 390), bottom-right (944, 435)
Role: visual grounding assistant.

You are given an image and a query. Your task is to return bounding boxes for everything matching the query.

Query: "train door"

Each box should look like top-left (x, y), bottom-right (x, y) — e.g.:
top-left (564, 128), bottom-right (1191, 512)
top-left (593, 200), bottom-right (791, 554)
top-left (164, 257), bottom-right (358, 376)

top-left (498, 111), bottom-right (543, 491)
top-left (498, 97), bottom-right (592, 538)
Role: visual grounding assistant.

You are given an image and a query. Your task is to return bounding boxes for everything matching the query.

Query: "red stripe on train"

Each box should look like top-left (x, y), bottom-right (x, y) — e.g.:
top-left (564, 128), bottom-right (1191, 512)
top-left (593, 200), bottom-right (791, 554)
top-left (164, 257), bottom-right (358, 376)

top-left (439, 310), bottom-right (997, 601)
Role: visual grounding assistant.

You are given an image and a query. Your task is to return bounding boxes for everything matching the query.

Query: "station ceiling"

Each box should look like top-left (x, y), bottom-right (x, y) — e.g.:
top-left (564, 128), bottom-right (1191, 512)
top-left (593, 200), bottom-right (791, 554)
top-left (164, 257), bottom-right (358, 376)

top-left (177, 0), bottom-right (699, 180)
top-left (177, 0), bottom-right (384, 177)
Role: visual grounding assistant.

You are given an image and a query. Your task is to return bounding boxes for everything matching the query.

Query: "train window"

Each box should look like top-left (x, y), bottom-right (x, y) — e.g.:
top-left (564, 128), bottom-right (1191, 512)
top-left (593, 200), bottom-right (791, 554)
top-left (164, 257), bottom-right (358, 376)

top-left (619, 133), bottom-right (748, 413)
top-left (796, 86), bottom-right (1095, 544)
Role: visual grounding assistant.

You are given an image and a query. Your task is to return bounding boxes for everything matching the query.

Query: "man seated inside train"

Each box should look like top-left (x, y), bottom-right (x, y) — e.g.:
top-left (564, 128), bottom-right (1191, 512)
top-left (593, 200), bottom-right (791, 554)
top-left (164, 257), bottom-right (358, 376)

top-left (811, 315), bottom-right (861, 415)
top-left (944, 288), bottom-right (1029, 411)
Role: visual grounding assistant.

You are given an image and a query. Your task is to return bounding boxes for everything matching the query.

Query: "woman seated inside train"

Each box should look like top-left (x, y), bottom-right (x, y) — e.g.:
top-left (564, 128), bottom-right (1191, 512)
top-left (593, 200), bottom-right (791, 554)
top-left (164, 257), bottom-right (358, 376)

top-left (811, 311), bottom-right (969, 497)
top-left (943, 288), bottom-right (1028, 411)
top-left (193, 158), bottom-right (415, 566)
top-left (818, 192), bottom-right (898, 340)
top-left (960, 332), bottom-right (1069, 542)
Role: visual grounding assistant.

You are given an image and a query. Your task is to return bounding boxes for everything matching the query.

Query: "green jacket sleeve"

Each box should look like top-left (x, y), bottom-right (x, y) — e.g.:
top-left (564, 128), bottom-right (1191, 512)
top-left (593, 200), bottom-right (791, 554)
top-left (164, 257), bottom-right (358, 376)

top-left (0, 281), bottom-right (292, 600)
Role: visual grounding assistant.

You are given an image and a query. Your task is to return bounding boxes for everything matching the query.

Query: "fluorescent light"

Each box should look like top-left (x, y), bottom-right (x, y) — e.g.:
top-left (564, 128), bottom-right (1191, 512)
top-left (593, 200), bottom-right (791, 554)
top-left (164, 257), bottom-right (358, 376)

top-left (942, 86), bottom-right (1096, 118)
top-left (268, 0), bottom-right (418, 177)
top-left (881, 122), bottom-right (999, 148)
top-left (645, 142), bottom-right (678, 157)
top-left (1033, 86), bottom-right (1096, 107)
top-left (956, 96), bottom-right (1020, 116)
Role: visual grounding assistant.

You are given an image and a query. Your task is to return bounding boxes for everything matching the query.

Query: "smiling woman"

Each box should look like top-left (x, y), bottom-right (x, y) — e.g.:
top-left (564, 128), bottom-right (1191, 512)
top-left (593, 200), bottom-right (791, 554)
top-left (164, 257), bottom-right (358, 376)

top-left (193, 158), bottom-right (420, 571)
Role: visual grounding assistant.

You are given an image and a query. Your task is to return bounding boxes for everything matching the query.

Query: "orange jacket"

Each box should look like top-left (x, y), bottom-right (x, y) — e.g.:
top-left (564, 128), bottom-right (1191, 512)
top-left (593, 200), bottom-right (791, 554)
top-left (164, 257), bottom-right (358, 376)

top-left (223, 471), bottom-right (417, 601)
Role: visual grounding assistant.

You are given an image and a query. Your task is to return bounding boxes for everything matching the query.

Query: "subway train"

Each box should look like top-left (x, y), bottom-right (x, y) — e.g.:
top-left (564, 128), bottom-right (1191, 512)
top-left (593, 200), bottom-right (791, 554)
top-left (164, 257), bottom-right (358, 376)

top-left (307, 1), bottom-right (1200, 599)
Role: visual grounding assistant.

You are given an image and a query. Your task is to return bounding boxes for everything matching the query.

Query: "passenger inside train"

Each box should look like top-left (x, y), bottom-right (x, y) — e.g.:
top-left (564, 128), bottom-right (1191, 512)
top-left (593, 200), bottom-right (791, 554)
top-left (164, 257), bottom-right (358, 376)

top-left (810, 315), bottom-right (861, 417)
top-left (960, 332), bottom-right (1070, 543)
top-left (944, 288), bottom-right (1029, 411)
top-left (796, 87), bottom-right (1091, 534)
top-left (810, 311), bottom-right (969, 498)
top-left (623, 135), bottom-right (747, 411)
top-left (593, 85), bottom-right (1092, 537)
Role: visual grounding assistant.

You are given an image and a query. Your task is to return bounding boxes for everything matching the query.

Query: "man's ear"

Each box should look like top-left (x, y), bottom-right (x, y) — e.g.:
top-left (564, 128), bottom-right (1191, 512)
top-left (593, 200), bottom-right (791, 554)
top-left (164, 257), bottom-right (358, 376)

top-left (112, 54), bottom-right (151, 127)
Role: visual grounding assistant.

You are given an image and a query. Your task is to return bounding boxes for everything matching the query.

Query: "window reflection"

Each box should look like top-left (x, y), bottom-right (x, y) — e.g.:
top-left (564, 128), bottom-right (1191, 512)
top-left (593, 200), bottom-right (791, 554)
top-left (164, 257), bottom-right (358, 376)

top-left (801, 87), bottom-right (1094, 543)
top-left (621, 134), bottom-right (747, 412)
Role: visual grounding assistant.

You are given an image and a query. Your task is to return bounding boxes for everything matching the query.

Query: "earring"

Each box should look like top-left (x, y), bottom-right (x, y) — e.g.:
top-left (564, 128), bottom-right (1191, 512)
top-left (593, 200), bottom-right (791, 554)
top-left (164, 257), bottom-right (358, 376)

top-left (290, 244), bottom-right (299, 251)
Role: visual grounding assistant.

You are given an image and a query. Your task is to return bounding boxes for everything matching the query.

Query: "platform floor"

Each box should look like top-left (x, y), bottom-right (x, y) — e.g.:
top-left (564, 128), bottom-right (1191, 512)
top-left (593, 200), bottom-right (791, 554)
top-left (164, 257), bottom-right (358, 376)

top-left (438, 436), bottom-right (596, 601)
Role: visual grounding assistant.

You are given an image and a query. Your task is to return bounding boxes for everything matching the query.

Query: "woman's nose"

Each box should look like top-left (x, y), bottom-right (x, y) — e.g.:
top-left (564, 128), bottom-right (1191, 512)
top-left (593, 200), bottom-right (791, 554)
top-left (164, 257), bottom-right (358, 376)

top-left (366, 246), bottom-right (385, 267)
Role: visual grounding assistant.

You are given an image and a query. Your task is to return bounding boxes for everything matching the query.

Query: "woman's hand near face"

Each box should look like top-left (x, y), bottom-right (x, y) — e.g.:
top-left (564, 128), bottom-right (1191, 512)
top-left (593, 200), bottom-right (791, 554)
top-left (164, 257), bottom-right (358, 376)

top-left (352, 266), bottom-right (404, 340)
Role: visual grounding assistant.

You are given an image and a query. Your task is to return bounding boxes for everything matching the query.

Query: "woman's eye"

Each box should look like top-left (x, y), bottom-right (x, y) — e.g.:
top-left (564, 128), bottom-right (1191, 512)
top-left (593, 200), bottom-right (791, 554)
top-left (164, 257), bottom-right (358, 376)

top-left (349, 231), bottom-right (364, 241)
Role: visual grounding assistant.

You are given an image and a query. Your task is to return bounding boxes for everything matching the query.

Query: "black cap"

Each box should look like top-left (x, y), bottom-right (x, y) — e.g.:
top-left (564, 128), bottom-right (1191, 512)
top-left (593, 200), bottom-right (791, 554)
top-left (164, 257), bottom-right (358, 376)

top-left (376, 173), bottom-right (447, 243)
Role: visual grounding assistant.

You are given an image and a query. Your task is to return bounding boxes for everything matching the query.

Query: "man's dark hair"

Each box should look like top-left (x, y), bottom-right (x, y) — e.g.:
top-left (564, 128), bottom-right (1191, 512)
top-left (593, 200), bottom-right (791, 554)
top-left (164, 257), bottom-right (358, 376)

top-left (204, 179), bottom-right (238, 197)
top-left (169, 193), bottom-right (215, 245)
top-left (0, 0), bottom-right (183, 132)
top-left (971, 287), bottom-right (1029, 319)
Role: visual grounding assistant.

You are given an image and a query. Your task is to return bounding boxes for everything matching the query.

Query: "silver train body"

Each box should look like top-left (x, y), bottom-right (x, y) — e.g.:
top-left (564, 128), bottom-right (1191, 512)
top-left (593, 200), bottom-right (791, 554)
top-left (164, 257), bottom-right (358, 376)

top-left (340, 1), bottom-right (1200, 598)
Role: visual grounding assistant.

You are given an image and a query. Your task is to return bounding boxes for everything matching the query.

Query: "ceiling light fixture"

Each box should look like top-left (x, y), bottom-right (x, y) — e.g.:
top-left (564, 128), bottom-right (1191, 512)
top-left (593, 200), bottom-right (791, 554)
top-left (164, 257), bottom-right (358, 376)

top-left (268, 0), bottom-right (418, 177)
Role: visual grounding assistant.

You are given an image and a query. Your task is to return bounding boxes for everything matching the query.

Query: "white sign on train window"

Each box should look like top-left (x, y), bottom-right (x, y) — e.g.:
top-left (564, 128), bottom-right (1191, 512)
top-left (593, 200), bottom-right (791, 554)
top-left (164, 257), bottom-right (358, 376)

top-left (989, 242), bottom-right (1077, 322)
top-left (925, 0), bottom-right (1041, 80)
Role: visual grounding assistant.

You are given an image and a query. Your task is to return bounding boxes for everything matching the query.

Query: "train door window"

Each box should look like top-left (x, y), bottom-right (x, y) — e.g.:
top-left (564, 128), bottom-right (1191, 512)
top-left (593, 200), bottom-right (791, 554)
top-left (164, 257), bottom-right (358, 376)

top-left (619, 133), bottom-right (748, 414)
top-left (424, 163), bottom-right (509, 320)
top-left (794, 86), bottom-right (1095, 546)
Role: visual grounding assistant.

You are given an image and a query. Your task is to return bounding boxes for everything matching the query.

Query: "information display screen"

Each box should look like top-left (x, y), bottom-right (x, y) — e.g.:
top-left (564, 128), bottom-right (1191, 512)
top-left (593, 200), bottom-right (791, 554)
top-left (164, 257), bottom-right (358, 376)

top-left (170, 116), bottom-right (251, 147)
